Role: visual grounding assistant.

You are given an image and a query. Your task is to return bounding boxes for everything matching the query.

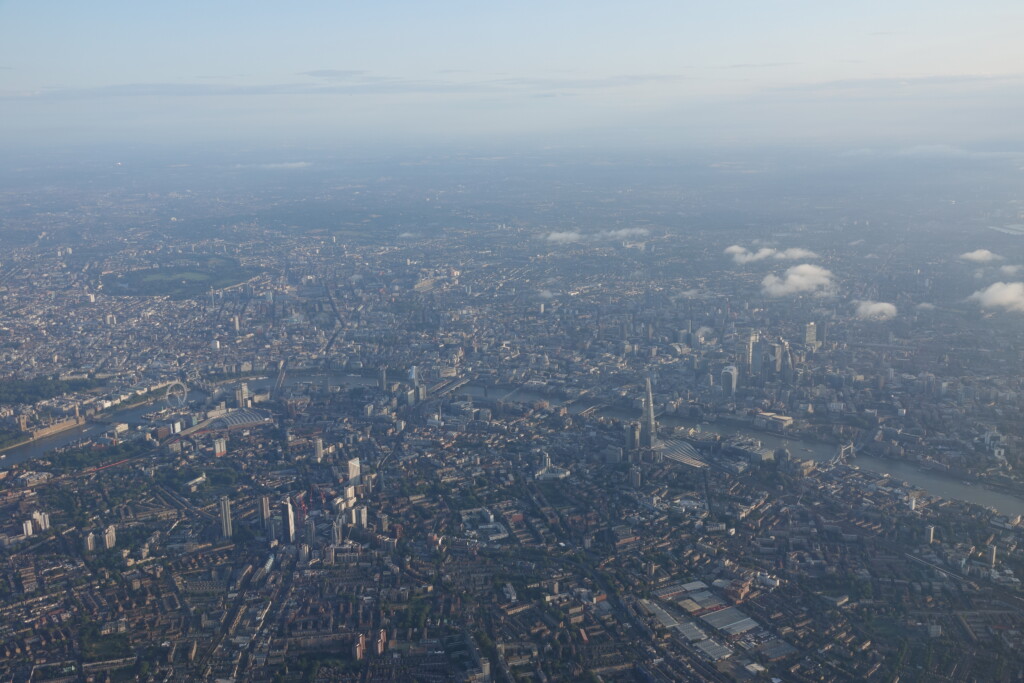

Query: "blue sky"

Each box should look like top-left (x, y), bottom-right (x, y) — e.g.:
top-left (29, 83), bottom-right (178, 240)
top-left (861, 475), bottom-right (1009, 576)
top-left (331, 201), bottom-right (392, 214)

top-left (1, 1), bottom-right (1022, 150)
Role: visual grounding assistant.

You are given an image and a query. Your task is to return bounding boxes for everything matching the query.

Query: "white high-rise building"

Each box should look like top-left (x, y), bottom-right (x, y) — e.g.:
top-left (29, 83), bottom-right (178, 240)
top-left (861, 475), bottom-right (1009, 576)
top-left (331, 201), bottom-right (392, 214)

top-left (259, 495), bottom-right (271, 529)
top-left (281, 500), bottom-right (296, 544)
top-left (220, 496), bottom-right (233, 539)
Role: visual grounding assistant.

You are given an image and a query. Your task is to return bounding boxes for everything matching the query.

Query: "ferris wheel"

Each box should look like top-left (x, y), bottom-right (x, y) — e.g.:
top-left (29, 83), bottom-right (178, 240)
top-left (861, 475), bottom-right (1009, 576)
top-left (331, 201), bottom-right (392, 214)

top-left (165, 381), bottom-right (189, 409)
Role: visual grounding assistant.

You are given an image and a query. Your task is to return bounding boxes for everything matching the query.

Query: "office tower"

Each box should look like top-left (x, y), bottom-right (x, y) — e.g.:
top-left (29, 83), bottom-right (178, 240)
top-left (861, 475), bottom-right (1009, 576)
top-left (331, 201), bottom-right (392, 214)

top-left (378, 365), bottom-right (388, 389)
top-left (103, 525), bottom-right (117, 550)
top-left (926, 525), bottom-right (935, 544)
top-left (804, 322), bottom-right (817, 349)
top-left (214, 437), bottom-right (227, 457)
top-left (332, 517), bottom-right (346, 545)
top-left (281, 500), bottom-right (296, 544)
top-left (780, 342), bottom-right (794, 384)
top-left (347, 457), bottom-right (361, 485)
top-left (747, 331), bottom-right (763, 378)
top-left (771, 343), bottom-right (783, 373)
top-left (721, 365), bottom-right (739, 397)
top-left (305, 518), bottom-right (317, 545)
top-left (379, 513), bottom-right (389, 533)
top-left (629, 465), bottom-right (642, 488)
top-left (989, 544), bottom-right (997, 568)
top-left (259, 495), bottom-right (271, 529)
top-left (624, 422), bottom-right (641, 451)
top-left (314, 438), bottom-right (324, 463)
top-left (640, 377), bottom-right (657, 448)
top-left (235, 382), bottom-right (249, 408)
top-left (220, 496), bottom-right (233, 539)
top-left (351, 505), bottom-right (368, 528)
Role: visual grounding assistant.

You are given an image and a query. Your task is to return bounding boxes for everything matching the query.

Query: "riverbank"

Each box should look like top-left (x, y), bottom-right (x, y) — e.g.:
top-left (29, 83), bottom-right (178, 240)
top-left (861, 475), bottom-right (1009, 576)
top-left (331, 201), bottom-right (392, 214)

top-left (4, 369), bottom-right (1023, 517)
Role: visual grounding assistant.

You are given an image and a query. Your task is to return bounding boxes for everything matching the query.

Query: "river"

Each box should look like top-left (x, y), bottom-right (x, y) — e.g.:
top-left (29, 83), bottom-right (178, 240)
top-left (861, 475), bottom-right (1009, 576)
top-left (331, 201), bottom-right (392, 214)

top-left (4, 372), bottom-right (1023, 517)
top-left (456, 384), bottom-right (1024, 518)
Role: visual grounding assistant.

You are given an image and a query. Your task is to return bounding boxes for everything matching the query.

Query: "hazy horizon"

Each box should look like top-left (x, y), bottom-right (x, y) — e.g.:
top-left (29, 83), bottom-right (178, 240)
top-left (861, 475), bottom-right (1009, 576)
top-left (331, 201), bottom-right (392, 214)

top-left (2, 1), bottom-right (1022, 152)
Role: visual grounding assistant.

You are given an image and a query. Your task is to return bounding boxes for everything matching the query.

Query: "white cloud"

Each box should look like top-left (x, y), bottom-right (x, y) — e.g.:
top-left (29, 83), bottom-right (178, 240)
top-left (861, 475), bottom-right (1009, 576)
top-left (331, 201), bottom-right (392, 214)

top-left (599, 228), bottom-right (649, 239)
top-left (969, 282), bottom-right (1024, 312)
top-left (546, 231), bottom-right (583, 244)
top-left (916, 302), bottom-right (936, 310)
top-left (774, 247), bottom-right (819, 259)
top-left (960, 249), bottom-right (1002, 263)
top-left (546, 228), bottom-right (648, 245)
top-left (1000, 265), bottom-right (1022, 276)
top-left (726, 245), bottom-right (774, 263)
top-left (725, 244), bottom-right (819, 264)
top-left (398, 231), bottom-right (417, 238)
top-left (854, 300), bottom-right (897, 320)
top-left (762, 264), bottom-right (835, 297)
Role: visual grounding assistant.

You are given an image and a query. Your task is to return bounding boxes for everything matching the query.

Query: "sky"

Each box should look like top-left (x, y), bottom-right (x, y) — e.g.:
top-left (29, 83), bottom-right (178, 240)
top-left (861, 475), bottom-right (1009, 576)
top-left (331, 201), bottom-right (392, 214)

top-left (1, 1), bottom-right (1022, 152)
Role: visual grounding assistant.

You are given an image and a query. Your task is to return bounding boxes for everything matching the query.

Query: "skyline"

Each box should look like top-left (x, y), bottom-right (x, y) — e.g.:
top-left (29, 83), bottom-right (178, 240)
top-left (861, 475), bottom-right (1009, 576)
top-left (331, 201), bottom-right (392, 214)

top-left (2, 1), bottom-right (1023, 150)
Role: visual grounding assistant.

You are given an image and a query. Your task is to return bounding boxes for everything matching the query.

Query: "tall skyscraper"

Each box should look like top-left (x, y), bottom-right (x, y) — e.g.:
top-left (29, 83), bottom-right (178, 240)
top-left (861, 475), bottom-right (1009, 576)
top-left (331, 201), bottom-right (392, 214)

top-left (351, 505), bottom-right (368, 528)
top-left (259, 495), bottom-right (271, 530)
top-left (103, 525), bottom-right (117, 550)
top-left (721, 365), bottom-right (739, 397)
top-left (332, 516), bottom-right (346, 545)
top-left (347, 457), bottom-right (361, 485)
top-left (220, 496), bottom-right (233, 539)
top-left (624, 422), bottom-right (641, 450)
top-left (629, 465), bottom-right (642, 488)
top-left (235, 382), bottom-right (249, 408)
top-left (640, 377), bottom-right (657, 448)
top-left (804, 322), bottom-right (817, 349)
top-left (747, 331), bottom-right (763, 378)
top-left (281, 499), bottom-right (296, 544)
top-left (314, 438), bottom-right (324, 464)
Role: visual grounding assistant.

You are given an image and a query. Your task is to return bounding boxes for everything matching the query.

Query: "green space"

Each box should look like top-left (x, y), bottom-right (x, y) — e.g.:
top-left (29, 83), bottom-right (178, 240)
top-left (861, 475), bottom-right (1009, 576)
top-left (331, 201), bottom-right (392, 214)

top-left (0, 376), bottom-right (104, 406)
top-left (0, 429), bottom-right (30, 451)
top-left (101, 255), bottom-right (259, 300)
top-left (81, 622), bottom-right (133, 662)
top-left (45, 439), bottom-right (154, 474)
